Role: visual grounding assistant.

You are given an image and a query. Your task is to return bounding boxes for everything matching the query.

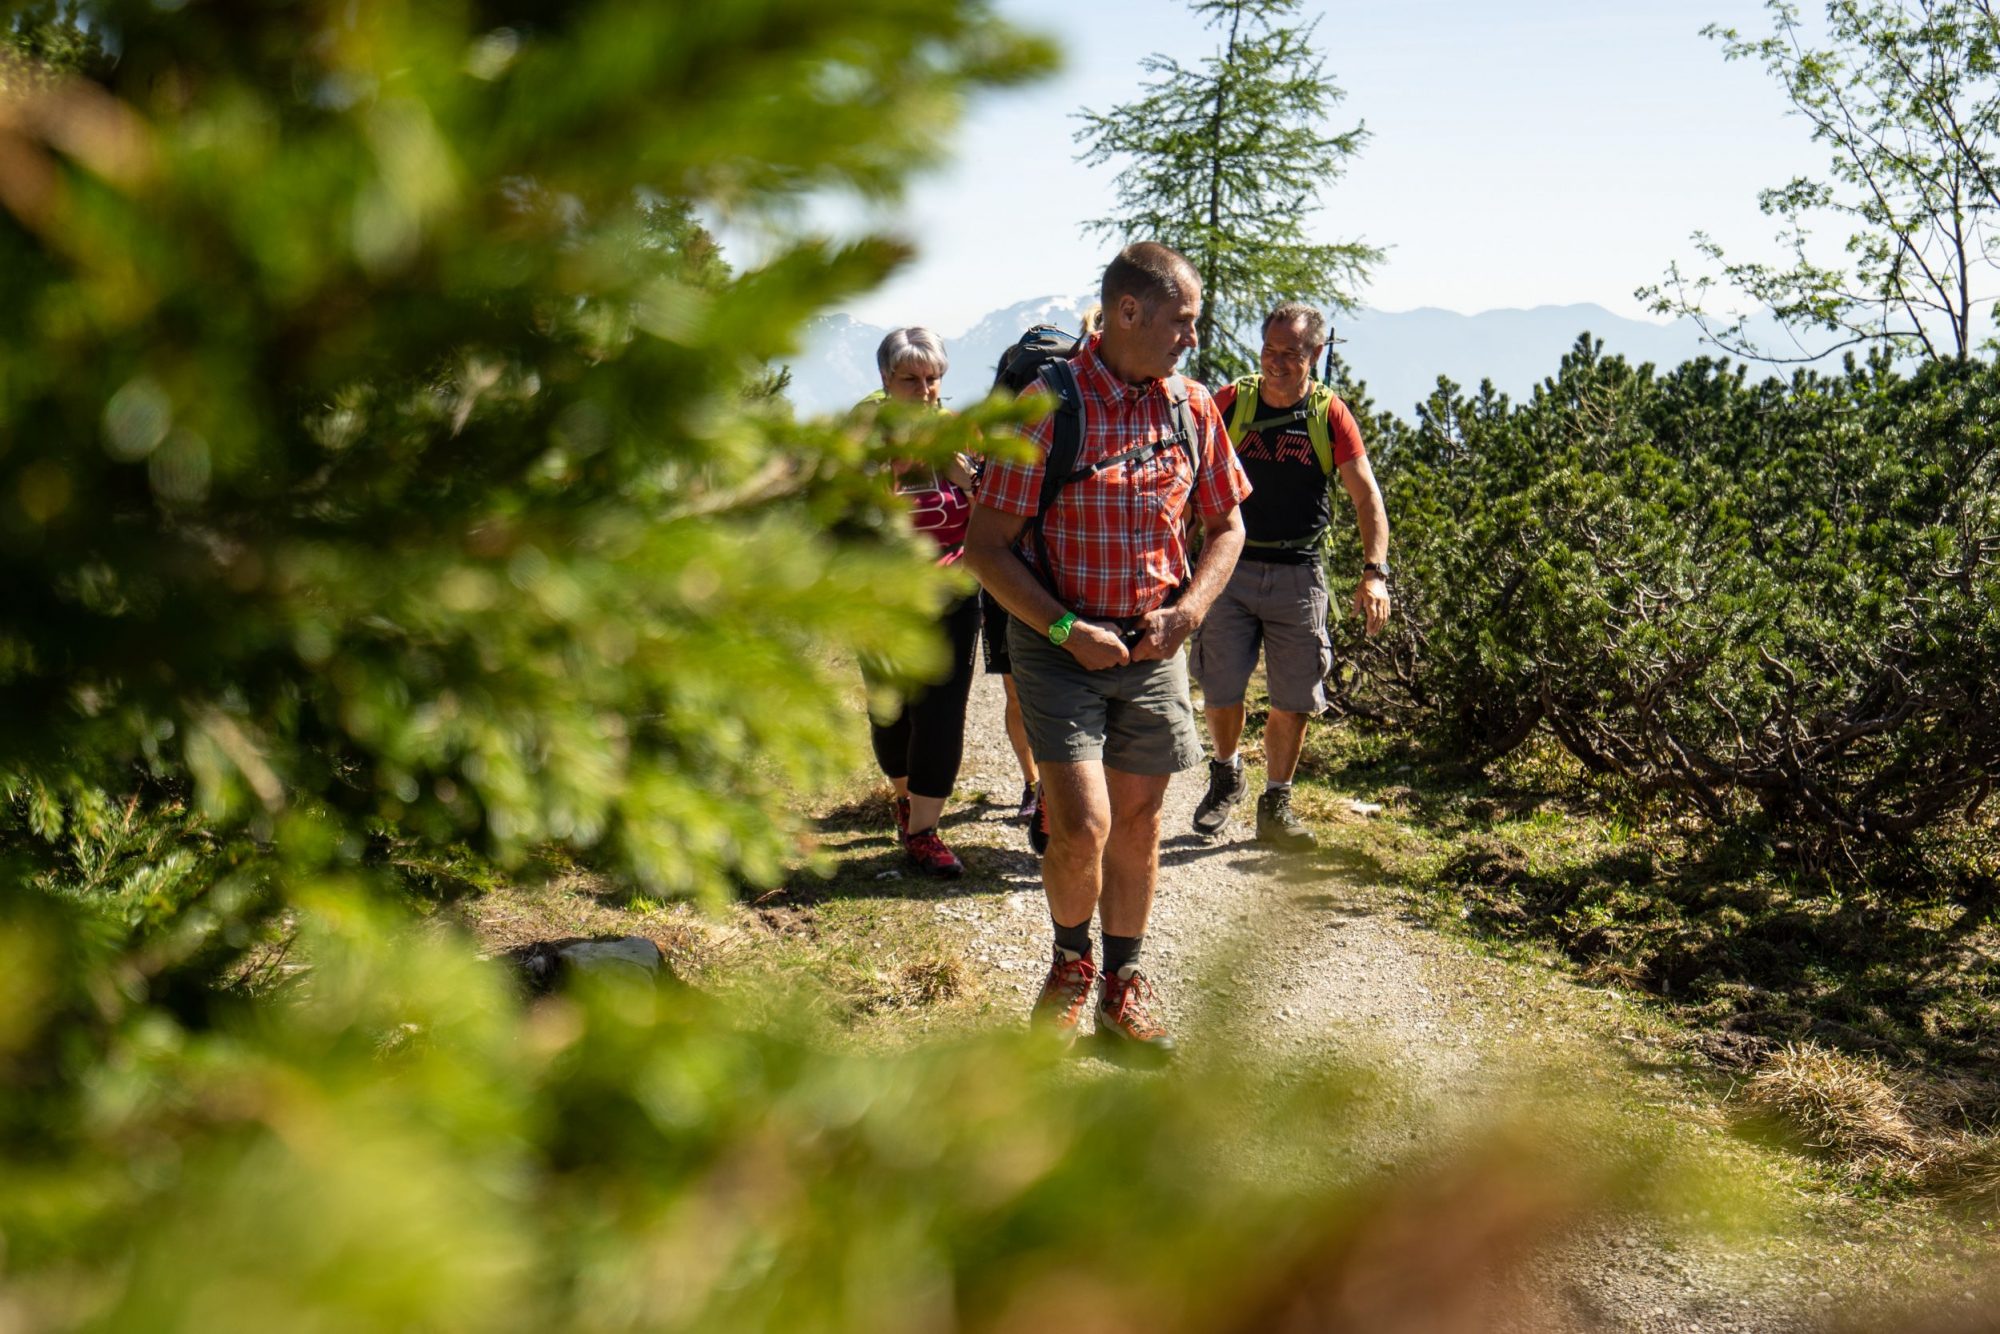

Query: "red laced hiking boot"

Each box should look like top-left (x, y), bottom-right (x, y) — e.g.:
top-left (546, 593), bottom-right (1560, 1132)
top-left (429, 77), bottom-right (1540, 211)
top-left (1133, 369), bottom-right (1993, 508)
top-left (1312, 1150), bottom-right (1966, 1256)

top-left (892, 795), bottom-right (911, 838)
top-left (903, 827), bottom-right (964, 878)
top-left (1097, 968), bottom-right (1176, 1064)
top-left (1031, 947), bottom-right (1098, 1044)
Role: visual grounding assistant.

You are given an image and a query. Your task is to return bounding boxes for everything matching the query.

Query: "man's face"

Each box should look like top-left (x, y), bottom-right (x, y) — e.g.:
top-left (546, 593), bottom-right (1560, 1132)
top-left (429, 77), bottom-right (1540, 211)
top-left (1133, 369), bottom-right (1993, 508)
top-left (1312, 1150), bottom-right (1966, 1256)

top-left (884, 362), bottom-right (943, 405)
top-left (1124, 284), bottom-right (1201, 380)
top-left (1260, 317), bottom-right (1321, 402)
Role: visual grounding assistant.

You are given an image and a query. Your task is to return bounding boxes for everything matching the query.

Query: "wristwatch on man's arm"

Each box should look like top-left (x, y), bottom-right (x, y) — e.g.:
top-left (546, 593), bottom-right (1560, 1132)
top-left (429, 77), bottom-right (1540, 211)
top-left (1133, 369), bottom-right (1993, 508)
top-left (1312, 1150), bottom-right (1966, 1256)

top-left (1360, 561), bottom-right (1389, 581)
top-left (1047, 611), bottom-right (1078, 645)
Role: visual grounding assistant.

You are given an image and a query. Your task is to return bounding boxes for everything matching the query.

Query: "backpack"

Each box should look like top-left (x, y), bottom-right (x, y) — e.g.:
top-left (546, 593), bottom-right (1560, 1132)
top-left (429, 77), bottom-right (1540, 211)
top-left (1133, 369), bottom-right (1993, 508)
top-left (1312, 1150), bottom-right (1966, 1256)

top-left (1224, 373), bottom-right (1337, 474)
top-left (993, 324), bottom-right (1085, 395)
top-left (1225, 373), bottom-right (1340, 554)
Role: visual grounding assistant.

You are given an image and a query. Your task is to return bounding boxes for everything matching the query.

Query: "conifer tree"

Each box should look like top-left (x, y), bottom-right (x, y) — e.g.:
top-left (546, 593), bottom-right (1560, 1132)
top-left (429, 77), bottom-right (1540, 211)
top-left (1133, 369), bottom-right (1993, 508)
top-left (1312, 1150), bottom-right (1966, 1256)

top-left (1074, 0), bottom-right (1381, 383)
top-left (0, 0), bottom-right (1053, 942)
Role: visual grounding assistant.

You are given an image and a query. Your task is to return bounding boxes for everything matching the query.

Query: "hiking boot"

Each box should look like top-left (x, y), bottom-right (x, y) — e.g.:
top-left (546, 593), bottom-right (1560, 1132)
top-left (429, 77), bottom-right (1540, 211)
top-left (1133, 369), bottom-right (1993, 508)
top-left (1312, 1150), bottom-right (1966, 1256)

top-left (1016, 782), bottom-right (1038, 824)
top-left (892, 795), bottom-right (911, 838)
top-left (1096, 968), bottom-right (1175, 1064)
top-left (1027, 783), bottom-right (1050, 857)
top-left (1031, 947), bottom-right (1098, 1044)
top-left (1191, 759), bottom-right (1246, 837)
top-left (903, 827), bottom-right (964, 878)
top-left (1255, 786), bottom-right (1316, 850)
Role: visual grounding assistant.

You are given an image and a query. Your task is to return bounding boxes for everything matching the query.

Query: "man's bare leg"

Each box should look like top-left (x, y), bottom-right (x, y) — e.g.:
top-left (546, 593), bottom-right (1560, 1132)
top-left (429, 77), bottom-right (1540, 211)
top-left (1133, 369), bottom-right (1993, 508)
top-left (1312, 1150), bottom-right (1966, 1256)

top-left (1263, 708), bottom-right (1310, 784)
top-left (1203, 702), bottom-right (1247, 762)
top-left (1100, 768), bottom-right (1170, 938)
top-left (1037, 758), bottom-right (1111, 930)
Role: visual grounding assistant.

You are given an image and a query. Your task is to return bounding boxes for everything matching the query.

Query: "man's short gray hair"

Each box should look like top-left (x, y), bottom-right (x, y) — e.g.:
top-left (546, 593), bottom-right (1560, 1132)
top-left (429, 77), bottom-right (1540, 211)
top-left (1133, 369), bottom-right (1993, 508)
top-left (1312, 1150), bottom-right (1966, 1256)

top-left (877, 326), bottom-right (949, 379)
top-left (1262, 302), bottom-right (1327, 348)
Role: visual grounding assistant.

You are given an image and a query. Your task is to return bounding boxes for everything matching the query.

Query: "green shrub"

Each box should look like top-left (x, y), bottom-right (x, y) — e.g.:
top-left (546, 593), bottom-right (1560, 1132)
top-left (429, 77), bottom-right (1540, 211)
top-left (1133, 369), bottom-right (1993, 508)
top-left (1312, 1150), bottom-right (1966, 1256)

top-left (1342, 340), bottom-right (2000, 909)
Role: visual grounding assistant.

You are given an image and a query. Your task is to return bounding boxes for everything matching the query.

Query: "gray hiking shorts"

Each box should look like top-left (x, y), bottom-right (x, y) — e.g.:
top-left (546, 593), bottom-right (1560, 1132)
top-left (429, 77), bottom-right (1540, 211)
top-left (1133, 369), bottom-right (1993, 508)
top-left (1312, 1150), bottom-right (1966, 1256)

top-left (1190, 558), bottom-right (1333, 715)
top-left (1006, 617), bottom-right (1204, 775)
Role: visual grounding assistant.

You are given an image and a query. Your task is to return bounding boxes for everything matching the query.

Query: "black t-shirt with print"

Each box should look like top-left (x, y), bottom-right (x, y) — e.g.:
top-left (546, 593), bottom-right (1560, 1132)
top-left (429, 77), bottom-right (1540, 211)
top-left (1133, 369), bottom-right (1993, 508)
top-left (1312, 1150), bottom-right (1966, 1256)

top-left (1213, 382), bottom-right (1366, 566)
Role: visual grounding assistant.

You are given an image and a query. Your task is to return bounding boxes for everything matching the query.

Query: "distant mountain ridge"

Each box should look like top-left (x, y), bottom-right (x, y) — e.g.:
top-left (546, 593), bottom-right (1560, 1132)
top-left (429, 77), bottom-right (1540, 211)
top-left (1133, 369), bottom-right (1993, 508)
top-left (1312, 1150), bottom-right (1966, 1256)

top-left (787, 297), bottom-right (1843, 420)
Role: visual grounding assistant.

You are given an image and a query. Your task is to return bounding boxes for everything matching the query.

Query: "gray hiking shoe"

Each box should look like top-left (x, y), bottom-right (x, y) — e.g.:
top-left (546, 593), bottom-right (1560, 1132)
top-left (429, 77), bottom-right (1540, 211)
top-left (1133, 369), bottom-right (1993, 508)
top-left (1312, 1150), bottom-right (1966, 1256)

top-left (1191, 759), bottom-right (1246, 837)
top-left (1255, 786), bottom-right (1316, 850)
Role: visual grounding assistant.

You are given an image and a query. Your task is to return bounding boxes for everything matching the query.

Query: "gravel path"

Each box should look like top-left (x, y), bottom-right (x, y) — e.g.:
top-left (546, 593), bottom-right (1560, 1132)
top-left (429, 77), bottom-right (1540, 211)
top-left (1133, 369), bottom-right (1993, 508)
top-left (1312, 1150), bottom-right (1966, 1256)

top-left (928, 669), bottom-right (1832, 1333)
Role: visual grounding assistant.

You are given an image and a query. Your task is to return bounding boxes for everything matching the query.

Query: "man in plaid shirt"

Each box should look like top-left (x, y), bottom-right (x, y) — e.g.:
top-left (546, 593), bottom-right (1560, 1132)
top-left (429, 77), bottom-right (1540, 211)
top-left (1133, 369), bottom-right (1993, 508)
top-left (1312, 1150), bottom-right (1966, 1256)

top-left (965, 242), bottom-right (1251, 1061)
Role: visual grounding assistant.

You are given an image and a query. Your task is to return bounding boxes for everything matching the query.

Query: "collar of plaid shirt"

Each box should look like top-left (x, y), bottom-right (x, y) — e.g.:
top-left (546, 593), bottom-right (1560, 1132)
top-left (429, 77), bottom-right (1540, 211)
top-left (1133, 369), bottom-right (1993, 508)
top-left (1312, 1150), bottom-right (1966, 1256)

top-left (1075, 333), bottom-right (1169, 405)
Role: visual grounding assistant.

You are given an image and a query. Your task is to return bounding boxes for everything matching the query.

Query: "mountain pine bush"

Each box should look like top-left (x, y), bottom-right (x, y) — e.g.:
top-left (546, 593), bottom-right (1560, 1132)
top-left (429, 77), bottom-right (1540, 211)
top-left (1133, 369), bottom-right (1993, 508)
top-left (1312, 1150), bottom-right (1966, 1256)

top-left (1344, 339), bottom-right (2000, 910)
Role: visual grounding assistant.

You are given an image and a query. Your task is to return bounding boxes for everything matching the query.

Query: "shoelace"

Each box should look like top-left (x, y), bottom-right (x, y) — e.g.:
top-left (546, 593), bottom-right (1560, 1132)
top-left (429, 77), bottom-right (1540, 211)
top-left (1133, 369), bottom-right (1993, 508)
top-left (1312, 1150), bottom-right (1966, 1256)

top-left (1041, 957), bottom-right (1096, 1019)
top-left (1104, 971), bottom-right (1168, 1039)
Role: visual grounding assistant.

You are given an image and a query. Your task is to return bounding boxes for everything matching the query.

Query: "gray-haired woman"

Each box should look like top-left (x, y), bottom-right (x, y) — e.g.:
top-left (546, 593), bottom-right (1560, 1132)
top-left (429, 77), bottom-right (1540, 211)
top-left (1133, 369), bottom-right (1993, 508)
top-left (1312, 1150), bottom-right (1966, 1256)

top-left (859, 327), bottom-right (979, 878)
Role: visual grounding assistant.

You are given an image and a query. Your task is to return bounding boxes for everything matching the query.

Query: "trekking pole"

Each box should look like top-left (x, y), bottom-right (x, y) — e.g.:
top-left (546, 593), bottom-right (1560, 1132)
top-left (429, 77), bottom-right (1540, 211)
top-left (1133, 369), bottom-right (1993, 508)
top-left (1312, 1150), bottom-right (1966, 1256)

top-left (1322, 334), bottom-right (1334, 386)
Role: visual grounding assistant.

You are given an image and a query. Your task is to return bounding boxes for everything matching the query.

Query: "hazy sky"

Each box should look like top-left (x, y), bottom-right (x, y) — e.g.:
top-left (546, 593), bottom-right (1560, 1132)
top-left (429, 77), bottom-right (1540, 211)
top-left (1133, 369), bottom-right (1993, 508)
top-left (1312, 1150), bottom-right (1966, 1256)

top-left (747, 0), bottom-right (1832, 336)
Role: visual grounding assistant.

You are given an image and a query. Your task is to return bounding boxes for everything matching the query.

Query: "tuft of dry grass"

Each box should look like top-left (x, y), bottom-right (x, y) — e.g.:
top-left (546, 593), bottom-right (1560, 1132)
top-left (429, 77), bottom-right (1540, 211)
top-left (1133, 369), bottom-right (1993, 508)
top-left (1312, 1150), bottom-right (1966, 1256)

top-left (1921, 1136), bottom-right (2000, 1209)
top-left (1743, 1041), bottom-right (1923, 1163)
top-left (862, 953), bottom-right (966, 1012)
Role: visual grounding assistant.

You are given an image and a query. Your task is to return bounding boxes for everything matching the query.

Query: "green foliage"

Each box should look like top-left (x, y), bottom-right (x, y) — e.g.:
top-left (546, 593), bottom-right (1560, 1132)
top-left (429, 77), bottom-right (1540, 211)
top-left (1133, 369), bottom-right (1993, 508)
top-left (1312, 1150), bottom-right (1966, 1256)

top-left (1073, 0), bottom-right (1380, 382)
top-left (0, 0), bottom-right (1054, 941)
top-left (1644, 0), bottom-right (2000, 362)
top-left (1341, 339), bottom-right (2000, 909)
top-left (0, 887), bottom-right (1691, 1332)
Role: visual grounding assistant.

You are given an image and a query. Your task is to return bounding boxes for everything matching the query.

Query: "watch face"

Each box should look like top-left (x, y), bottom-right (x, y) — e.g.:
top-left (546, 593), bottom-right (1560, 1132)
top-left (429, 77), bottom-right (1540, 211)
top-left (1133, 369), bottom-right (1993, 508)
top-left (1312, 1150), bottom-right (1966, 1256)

top-left (1049, 622), bottom-right (1070, 645)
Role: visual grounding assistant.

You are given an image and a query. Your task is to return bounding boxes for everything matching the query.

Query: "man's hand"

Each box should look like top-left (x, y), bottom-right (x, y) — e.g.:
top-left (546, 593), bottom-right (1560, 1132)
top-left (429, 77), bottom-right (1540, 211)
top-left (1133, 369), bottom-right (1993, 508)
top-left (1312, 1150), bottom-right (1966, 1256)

top-left (1065, 620), bottom-right (1133, 671)
top-left (1354, 575), bottom-right (1391, 636)
top-left (1129, 603), bottom-right (1200, 662)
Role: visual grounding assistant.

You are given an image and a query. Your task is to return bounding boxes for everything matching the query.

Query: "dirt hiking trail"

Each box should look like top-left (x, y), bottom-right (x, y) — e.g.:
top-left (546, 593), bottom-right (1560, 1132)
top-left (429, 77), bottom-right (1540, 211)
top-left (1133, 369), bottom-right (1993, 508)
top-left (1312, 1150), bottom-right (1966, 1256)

top-left (908, 670), bottom-right (1901, 1334)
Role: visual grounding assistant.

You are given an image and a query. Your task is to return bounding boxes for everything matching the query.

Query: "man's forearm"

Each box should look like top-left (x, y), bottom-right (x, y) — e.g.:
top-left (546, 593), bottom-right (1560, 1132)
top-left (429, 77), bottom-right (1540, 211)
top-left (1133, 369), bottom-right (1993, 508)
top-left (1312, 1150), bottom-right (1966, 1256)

top-left (1340, 460), bottom-right (1390, 567)
top-left (1355, 492), bottom-right (1389, 565)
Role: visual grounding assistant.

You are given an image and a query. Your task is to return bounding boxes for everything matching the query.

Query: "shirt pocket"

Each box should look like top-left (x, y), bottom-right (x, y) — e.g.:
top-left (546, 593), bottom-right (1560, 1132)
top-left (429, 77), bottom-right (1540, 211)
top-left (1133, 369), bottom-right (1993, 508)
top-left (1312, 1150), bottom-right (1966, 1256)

top-left (1125, 434), bottom-right (1190, 529)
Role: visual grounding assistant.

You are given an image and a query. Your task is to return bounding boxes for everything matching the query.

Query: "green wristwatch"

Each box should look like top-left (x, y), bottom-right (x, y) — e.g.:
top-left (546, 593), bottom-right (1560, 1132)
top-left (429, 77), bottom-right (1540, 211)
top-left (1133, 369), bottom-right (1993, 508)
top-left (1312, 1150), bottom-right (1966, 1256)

top-left (1047, 611), bottom-right (1079, 646)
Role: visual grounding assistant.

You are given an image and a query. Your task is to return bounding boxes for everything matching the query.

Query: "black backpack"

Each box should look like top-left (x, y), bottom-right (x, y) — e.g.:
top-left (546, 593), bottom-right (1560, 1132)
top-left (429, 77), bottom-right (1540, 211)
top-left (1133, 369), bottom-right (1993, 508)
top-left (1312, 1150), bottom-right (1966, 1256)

top-left (990, 325), bottom-right (1200, 596)
top-left (992, 323), bottom-right (1085, 395)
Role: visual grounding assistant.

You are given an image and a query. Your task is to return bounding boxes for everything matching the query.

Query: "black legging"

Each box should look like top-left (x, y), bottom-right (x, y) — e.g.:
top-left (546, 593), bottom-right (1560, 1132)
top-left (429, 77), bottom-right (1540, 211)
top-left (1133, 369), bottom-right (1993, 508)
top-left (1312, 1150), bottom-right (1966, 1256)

top-left (869, 590), bottom-right (982, 800)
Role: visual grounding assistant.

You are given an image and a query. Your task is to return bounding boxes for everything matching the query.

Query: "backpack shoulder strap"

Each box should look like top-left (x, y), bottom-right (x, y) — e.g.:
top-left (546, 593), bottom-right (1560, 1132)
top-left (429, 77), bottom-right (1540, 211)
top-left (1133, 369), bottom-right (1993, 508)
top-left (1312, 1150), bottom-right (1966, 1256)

top-left (1225, 375), bottom-right (1261, 446)
top-left (1163, 374), bottom-right (1200, 481)
top-left (1034, 358), bottom-right (1085, 522)
top-left (1014, 358), bottom-right (1087, 600)
top-left (1306, 381), bottom-right (1336, 476)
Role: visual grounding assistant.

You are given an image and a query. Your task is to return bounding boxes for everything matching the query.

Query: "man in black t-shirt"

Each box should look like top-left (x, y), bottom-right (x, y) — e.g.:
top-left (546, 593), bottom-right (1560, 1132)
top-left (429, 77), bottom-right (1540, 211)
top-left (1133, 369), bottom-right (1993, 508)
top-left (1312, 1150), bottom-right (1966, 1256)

top-left (1189, 302), bottom-right (1392, 846)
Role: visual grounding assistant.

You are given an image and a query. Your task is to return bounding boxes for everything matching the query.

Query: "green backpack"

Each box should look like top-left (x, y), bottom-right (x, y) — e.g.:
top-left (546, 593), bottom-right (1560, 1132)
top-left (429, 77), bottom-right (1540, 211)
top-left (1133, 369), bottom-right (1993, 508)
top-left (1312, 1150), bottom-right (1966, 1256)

top-left (1225, 374), bottom-right (1339, 553)
top-left (1223, 373), bottom-right (1337, 474)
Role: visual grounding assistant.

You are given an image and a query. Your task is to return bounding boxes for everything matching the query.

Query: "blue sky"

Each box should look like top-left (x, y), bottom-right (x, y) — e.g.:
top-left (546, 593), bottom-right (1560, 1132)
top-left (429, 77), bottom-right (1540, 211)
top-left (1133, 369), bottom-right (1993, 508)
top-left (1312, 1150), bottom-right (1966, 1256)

top-left (747, 0), bottom-right (1833, 336)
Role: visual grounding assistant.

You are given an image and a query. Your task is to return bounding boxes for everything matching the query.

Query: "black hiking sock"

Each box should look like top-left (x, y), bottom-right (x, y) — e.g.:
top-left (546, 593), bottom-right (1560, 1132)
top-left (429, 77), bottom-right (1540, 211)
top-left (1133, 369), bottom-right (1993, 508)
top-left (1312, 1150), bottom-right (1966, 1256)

top-left (1053, 917), bottom-right (1093, 961)
top-left (1101, 931), bottom-right (1142, 978)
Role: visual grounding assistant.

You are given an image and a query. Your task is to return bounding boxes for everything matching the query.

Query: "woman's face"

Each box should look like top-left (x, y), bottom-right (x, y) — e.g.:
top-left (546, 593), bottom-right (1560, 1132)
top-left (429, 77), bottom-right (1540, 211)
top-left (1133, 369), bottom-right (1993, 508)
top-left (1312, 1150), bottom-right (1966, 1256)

top-left (883, 360), bottom-right (944, 405)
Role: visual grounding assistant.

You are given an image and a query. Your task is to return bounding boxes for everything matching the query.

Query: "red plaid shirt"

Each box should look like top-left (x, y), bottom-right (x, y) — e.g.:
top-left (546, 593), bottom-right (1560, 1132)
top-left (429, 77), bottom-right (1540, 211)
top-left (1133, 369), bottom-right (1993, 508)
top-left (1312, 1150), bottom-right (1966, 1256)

top-left (977, 336), bottom-right (1251, 619)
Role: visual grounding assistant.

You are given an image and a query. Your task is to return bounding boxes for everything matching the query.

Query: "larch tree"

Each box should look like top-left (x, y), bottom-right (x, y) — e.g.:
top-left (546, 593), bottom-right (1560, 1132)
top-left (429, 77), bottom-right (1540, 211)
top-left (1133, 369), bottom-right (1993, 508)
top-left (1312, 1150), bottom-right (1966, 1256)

top-left (1074, 0), bottom-right (1382, 383)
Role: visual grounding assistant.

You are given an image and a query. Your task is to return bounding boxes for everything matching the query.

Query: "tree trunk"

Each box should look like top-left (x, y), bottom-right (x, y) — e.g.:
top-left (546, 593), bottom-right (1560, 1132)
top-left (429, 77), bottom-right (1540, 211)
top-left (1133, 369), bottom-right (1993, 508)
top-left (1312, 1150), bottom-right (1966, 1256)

top-left (1195, 1), bottom-right (1242, 384)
